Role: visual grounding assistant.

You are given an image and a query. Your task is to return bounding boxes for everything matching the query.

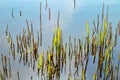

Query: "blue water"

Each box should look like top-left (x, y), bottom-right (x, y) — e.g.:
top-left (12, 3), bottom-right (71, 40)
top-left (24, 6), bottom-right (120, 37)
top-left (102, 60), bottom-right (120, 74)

top-left (0, 0), bottom-right (120, 80)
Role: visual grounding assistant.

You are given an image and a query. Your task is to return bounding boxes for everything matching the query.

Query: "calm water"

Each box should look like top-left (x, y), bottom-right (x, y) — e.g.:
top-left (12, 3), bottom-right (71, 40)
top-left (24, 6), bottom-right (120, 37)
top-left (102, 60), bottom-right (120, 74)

top-left (0, 0), bottom-right (120, 80)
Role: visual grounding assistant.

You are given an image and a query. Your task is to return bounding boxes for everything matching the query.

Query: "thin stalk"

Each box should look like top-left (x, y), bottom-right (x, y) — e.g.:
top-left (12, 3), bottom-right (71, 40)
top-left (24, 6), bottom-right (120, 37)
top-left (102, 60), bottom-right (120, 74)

top-left (20, 10), bottom-right (22, 16)
top-left (8, 57), bottom-right (11, 78)
top-left (49, 8), bottom-right (51, 20)
top-left (31, 22), bottom-right (33, 35)
top-left (37, 31), bottom-right (39, 47)
top-left (26, 19), bottom-right (29, 28)
top-left (102, 3), bottom-right (104, 27)
top-left (12, 8), bottom-right (14, 19)
top-left (40, 2), bottom-right (42, 46)
top-left (74, 0), bottom-right (76, 9)
top-left (97, 14), bottom-right (99, 33)
top-left (57, 11), bottom-right (60, 27)
top-left (17, 71), bottom-right (20, 80)
top-left (45, 0), bottom-right (48, 10)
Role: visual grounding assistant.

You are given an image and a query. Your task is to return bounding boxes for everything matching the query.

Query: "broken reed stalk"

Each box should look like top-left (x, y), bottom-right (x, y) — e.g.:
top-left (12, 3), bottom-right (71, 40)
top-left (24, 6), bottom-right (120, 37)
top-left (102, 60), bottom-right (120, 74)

top-left (40, 2), bottom-right (42, 46)
top-left (45, 0), bottom-right (48, 10)
top-left (49, 8), bottom-right (51, 20)
top-left (12, 8), bottom-right (14, 19)
top-left (30, 52), bottom-right (33, 68)
top-left (87, 37), bottom-right (89, 55)
top-left (74, 0), bottom-right (76, 9)
top-left (118, 21), bottom-right (120, 35)
top-left (57, 11), bottom-right (60, 27)
top-left (9, 57), bottom-right (11, 78)
top-left (20, 10), bottom-right (22, 16)
top-left (4, 56), bottom-right (8, 77)
top-left (16, 35), bottom-right (19, 53)
top-left (28, 62), bottom-right (30, 68)
top-left (17, 71), bottom-right (20, 80)
top-left (85, 57), bottom-right (89, 74)
top-left (26, 48), bottom-right (28, 65)
top-left (74, 38), bottom-right (76, 54)
top-left (31, 76), bottom-right (33, 80)
top-left (6, 24), bottom-right (8, 36)
top-left (33, 60), bottom-right (35, 72)
top-left (78, 39), bottom-right (82, 62)
top-left (10, 39), bottom-right (12, 52)
top-left (19, 49), bottom-right (22, 63)
top-left (32, 34), bottom-right (34, 48)
top-left (37, 31), bottom-right (39, 47)
top-left (12, 43), bottom-right (15, 60)
top-left (28, 26), bottom-right (31, 38)
top-left (93, 55), bottom-right (96, 63)
top-left (61, 47), bottom-right (64, 73)
top-left (26, 19), bottom-right (29, 29)
top-left (114, 28), bottom-right (117, 47)
top-left (23, 53), bottom-right (25, 66)
top-left (69, 36), bottom-right (71, 57)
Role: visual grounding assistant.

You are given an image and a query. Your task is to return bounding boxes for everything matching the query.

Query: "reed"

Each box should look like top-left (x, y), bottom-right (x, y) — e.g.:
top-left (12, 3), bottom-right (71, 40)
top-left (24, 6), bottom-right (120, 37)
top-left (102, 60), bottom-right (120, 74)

top-left (12, 8), bottom-right (14, 19)
top-left (37, 31), bottom-right (39, 47)
top-left (97, 14), bottom-right (99, 32)
top-left (45, 0), bottom-right (48, 10)
top-left (8, 57), bottom-right (11, 78)
top-left (17, 71), bottom-right (20, 80)
top-left (74, 0), bottom-right (76, 9)
top-left (49, 8), bottom-right (51, 20)
top-left (40, 2), bottom-right (42, 46)
top-left (57, 11), bottom-right (60, 27)
top-left (20, 10), bottom-right (22, 16)
top-left (102, 3), bottom-right (104, 27)
top-left (0, 70), bottom-right (4, 80)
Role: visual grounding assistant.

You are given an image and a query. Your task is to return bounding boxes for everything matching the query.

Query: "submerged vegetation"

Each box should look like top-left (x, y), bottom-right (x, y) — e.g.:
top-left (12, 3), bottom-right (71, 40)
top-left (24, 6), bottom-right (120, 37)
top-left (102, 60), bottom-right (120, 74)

top-left (1, 1), bottom-right (120, 80)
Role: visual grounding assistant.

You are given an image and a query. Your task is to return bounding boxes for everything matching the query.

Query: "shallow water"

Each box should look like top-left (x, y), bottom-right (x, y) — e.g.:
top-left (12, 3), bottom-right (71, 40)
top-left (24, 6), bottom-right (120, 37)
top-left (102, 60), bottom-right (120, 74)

top-left (0, 0), bottom-right (120, 80)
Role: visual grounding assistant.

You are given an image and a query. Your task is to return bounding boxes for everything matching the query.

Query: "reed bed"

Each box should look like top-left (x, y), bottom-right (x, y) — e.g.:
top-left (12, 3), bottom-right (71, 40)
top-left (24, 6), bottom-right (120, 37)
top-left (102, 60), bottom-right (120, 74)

top-left (0, 2), bottom-right (120, 80)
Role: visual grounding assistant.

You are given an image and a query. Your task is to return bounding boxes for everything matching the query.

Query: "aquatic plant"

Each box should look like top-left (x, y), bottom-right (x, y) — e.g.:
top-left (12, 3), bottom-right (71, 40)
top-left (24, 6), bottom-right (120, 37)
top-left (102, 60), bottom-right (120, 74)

top-left (2, 2), bottom-right (120, 80)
